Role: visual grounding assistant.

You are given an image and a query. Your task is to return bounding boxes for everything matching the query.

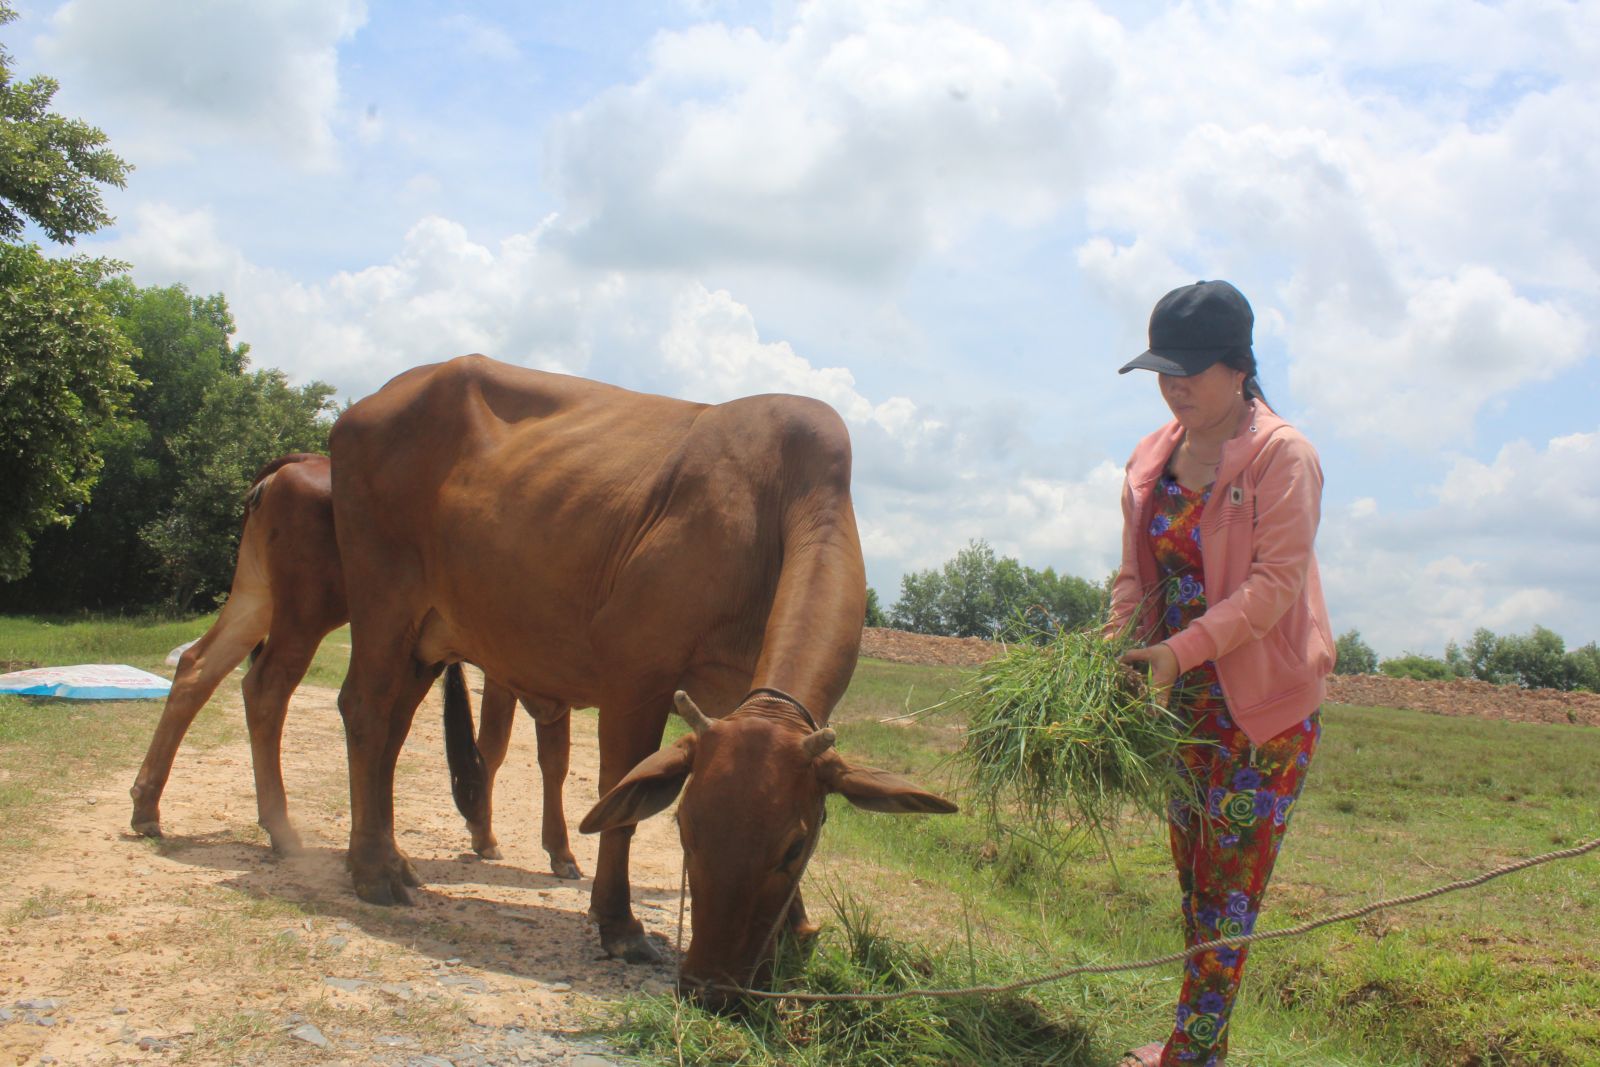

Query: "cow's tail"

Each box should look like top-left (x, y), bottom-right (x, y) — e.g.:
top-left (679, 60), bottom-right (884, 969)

top-left (442, 663), bottom-right (488, 826)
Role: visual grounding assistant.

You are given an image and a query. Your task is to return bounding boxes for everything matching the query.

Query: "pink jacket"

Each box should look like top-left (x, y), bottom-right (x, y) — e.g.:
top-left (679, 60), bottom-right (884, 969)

top-left (1107, 400), bottom-right (1335, 745)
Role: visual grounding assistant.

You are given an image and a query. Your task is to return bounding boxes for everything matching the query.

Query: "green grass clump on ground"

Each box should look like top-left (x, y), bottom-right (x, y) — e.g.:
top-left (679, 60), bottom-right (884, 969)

top-left (605, 889), bottom-right (1099, 1066)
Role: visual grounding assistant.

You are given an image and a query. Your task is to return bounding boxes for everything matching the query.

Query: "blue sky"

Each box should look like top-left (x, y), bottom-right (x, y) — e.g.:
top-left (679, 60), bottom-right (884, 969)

top-left (10, 0), bottom-right (1598, 657)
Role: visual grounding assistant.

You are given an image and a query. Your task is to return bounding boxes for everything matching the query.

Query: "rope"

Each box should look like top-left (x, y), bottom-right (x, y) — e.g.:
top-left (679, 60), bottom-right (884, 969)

top-left (688, 834), bottom-right (1600, 1004)
top-left (675, 854), bottom-right (688, 962)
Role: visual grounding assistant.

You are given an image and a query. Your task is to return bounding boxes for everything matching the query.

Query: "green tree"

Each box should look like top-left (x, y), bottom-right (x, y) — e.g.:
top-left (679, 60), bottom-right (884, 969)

top-left (1566, 642), bottom-right (1600, 693)
top-left (0, 245), bottom-right (134, 580)
top-left (864, 587), bottom-right (886, 628)
top-left (1464, 627), bottom-right (1503, 683)
top-left (1333, 629), bottom-right (1378, 674)
top-left (1463, 625), bottom-right (1577, 689)
top-left (1021, 565), bottom-right (1104, 633)
top-left (890, 568), bottom-right (946, 634)
top-left (140, 369), bottom-right (335, 610)
top-left (888, 539), bottom-right (1105, 638)
top-left (2, 282), bottom-right (256, 607)
top-left (0, 3), bottom-right (135, 582)
top-left (938, 540), bottom-right (1007, 638)
top-left (1, 2), bottom-right (130, 244)
top-left (1490, 625), bottom-right (1569, 690)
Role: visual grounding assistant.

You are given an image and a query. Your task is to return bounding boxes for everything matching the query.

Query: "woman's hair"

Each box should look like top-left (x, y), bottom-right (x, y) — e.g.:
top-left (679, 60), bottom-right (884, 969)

top-left (1220, 347), bottom-right (1268, 407)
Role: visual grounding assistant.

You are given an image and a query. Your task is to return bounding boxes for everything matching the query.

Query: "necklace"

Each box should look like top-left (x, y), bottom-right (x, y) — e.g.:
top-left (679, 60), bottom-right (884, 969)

top-left (1182, 438), bottom-right (1223, 466)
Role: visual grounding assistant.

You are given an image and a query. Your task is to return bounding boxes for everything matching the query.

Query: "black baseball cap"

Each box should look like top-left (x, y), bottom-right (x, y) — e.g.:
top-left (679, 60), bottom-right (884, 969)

top-left (1119, 280), bottom-right (1253, 376)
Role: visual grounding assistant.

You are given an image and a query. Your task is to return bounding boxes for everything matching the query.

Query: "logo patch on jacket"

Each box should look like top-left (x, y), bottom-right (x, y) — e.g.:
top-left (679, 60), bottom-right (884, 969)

top-left (1229, 486), bottom-right (1244, 506)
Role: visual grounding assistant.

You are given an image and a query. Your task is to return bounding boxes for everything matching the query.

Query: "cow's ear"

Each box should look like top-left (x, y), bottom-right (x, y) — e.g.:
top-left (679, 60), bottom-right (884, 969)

top-left (815, 753), bottom-right (958, 815)
top-left (579, 737), bottom-right (695, 834)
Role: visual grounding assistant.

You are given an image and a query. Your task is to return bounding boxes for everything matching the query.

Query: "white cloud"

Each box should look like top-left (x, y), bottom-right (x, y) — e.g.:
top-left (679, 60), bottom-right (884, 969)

top-left (1068, 1), bottom-right (1599, 451)
top-left (42, 0), bottom-right (1600, 647)
top-left (1321, 428), bottom-right (1600, 655)
top-left (441, 14), bottom-right (520, 62)
top-left (96, 205), bottom-right (603, 393)
top-left (549, 1), bottom-right (1121, 278)
top-left (1290, 266), bottom-right (1587, 448)
top-left (39, 0), bottom-right (367, 168)
top-left (90, 196), bottom-right (1128, 604)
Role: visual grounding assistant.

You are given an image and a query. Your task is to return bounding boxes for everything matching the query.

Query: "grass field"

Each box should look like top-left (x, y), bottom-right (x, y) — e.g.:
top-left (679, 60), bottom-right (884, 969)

top-left (619, 658), bottom-right (1600, 1066)
top-left (3, 616), bottom-right (1597, 1065)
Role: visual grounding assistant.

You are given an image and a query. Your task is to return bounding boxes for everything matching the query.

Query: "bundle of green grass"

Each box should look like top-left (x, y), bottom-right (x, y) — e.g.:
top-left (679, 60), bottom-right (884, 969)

top-left (956, 625), bottom-right (1206, 843)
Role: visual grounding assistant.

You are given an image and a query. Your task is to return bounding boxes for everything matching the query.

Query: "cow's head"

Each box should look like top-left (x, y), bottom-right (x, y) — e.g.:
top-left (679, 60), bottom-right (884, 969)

top-left (579, 690), bottom-right (956, 1004)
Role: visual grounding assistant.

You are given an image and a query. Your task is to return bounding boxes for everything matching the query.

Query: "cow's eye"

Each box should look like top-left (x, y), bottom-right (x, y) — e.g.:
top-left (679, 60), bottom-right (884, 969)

top-left (780, 837), bottom-right (807, 869)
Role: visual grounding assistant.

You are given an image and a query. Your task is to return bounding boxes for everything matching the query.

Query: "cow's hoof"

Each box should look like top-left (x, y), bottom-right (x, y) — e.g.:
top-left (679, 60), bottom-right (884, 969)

top-left (353, 871), bottom-right (415, 906)
top-left (266, 827), bottom-right (305, 856)
top-left (549, 856), bottom-right (582, 880)
top-left (130, 813), bottom-right (162, 839)
top-left (469, 823), bottom-right (500, 859)
top-left (603, 929), bottom-right (663, 965)
top-left (351, 853), bottom-right (420, 905)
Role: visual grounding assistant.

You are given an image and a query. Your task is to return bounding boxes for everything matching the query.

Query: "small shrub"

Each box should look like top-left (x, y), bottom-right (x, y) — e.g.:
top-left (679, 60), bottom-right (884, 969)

top-left (1378, 654), bottom-right (1457, 682)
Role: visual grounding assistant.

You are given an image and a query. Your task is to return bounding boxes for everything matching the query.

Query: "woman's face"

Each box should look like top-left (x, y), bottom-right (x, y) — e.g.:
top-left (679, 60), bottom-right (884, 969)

top-left (1157, 361), bottom-right (1247, 435)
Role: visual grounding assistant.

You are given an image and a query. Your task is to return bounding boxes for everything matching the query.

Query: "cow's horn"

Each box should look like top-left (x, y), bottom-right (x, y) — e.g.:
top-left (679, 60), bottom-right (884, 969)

top-left (674, 690), bottom-right (714, 735)
top-left (801, 727), bottom-right (836, 759)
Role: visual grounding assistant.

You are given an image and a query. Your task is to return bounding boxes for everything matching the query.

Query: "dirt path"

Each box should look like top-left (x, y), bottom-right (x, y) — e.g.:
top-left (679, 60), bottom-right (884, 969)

top-left (0, 670), bottom-right (683, 1066)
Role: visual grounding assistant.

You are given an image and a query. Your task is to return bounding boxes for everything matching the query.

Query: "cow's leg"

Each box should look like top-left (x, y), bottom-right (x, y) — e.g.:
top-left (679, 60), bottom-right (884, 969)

top-left (468, 678), bottom-right (517, 860)
top-left (338, 647), bottom-right (439, 905)
top-left (239, 633), bottom-right (321, 855)
top-left (532, 704), bottom-right (581, 880)
top-left (589, 693), bottom-right (671, 963)
top-left (130, 596), bottom-right (270, 838)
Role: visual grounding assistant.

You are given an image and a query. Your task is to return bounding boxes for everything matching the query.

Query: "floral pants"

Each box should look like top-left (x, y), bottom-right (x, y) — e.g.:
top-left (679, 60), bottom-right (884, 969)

top-left (1158, 695), bottom-right (1321, 1066)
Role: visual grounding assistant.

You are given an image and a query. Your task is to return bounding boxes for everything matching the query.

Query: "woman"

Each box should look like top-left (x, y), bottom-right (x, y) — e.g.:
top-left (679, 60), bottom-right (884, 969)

top-left (1108, 280), bottom-right (1335, 1067)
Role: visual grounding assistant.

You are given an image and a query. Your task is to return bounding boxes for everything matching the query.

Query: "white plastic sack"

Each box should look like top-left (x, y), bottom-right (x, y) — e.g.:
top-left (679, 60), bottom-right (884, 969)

top-left (0, 664), bottom-right (172, 700)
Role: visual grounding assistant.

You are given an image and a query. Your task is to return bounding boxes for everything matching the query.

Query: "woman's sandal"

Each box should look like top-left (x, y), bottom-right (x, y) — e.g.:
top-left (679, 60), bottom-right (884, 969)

top-left (1117, 1042), bottom-right (1164, 1067)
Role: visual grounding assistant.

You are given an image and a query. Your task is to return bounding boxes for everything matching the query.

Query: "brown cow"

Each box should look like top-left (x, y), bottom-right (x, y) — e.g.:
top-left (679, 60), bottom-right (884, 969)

top-left (328, 354), bottom-right (955, 992)
top-left (128, 452), bottom-right (581, 880)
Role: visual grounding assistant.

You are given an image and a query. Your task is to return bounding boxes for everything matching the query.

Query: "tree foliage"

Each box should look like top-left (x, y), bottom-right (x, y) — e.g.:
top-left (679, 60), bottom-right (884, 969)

top-left (140, 368), bottom-right (334, 611)
top-left (0, 244), bottom-right (135, 580)
top-left (1378, 653), bottom-right (1460, 682)
top-left (0, 3), bottom-right (137, 583)
top-left (1459, 625), bottom-right (1587, 691)
top-left (1, 280), bottom-right (334, 611)
top-left (864, 586), bottom-right (886, 628)
top-left (1, 2), bottom-right (130, 244)
top-left (1372, 625), bottom-right (1600, 691)
top-left (888, 539), bottom-right (1104, 638)
top-left (1333, 629), bottom-right (1378, 675)
top-left (8, 281), bottom-right (256, 606)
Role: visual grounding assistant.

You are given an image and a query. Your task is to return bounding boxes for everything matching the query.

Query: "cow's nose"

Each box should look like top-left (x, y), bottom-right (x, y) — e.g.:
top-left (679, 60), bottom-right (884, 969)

top-left (678, 977), bottom-right (739, 1014)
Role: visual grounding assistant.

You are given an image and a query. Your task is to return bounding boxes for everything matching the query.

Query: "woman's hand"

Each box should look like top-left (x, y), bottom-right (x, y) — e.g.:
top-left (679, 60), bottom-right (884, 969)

top-left (1119, 642), bottom-right (1179, 708)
